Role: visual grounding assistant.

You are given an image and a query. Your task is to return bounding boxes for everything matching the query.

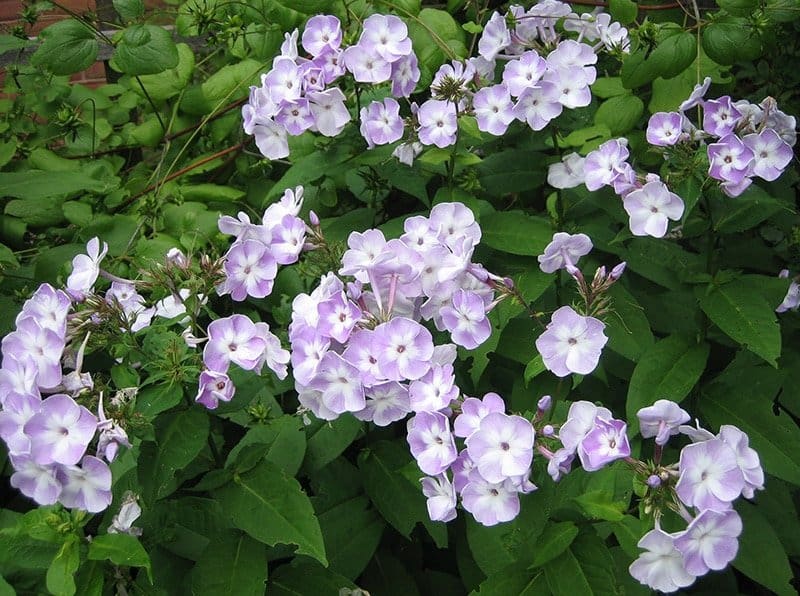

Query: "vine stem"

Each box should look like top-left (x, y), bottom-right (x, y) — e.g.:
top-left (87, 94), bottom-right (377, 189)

top-left (114, 142), bottom-right (244, 211)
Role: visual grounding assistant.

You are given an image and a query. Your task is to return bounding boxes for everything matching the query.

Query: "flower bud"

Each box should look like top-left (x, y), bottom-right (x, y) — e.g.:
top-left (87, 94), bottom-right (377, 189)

top-left (610, 261), bottom-right (627, 281)
top-left (309, 210), bottom-right (320, 226)
top-left (542, 424), bottom-right (555, 437)
top-left (646, 474), bottom-right (661, 488)
top-left (537, 395), bottom-right (552, 412)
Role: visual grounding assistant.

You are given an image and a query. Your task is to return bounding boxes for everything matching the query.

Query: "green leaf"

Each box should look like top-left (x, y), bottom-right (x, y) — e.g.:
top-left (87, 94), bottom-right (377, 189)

top-left (572, 491), bottom-right (626, 522)
top-left (225, 415), bottom-right (306, 476)
top-left (269, 559), bottom-right (357, 595)
top-left (702, 19), bottom-right (762, 65)
top-left (302, 415), bottom-right (362, 473)
top-left (46, 536), bottom-right (79, 596)
top-left (31, 19), bottom-right (98, 76)
top-left (5, 197), bottom-right (65, 227)
top-left (0, 34), bottom-right (29, 53)
top-left (609, 0), bottom-right (638, 24)
top-left (594, 94), bottom-right (644, 135)
top-left (733, 501), bottom-right (795, 596)
top-left (357, 440), bottom-right (429, 538)
top-left (717, 0), bottom-right (760, 15)
top-left (619, 238), bottom-right (703, 290)
top-left (544, 547), bottom-right (591, 595)
top-left (605, 283), bottom-right (654, 362)
top-left (316, 495), bottom-right (384, 579)
top-left (0, 574), bottom-right (15, 596)
top-left (214, 459), bottom-right (327, 565)
top-left (591, 77), bottom-right (628, 99)
top-left (473, 565), bottom-right (546, 595)
top-left (621, 30), bottom-right (696, 88)
top-left (524, 355), bottom-right (546, 386)
top-left (88, 534), bottom-right (152, 582)
top-left (481, 212), bottom-right (552, 256)
top-left (134, 384), bottom-right (183, 418)
top-left (190, 531), bottom-right (267, 596)
top-left (112, 25), bottom-right (179, 75)
top-left (135, 43), bottom-right (195, 102)
top-left (62, 201), bottom-right (93, 226)
top-left (700, 359), bottom-right (800, 485)
top-left (626, 335), bottom-right (709, 435)
top-left (697, 278), bottom-right (781, 365)
top-left (466, 485), bottom-right (553, 575)
top-left (180, 183), bottom-right (245, 203)
top-left (407, 8), bottom-right (467, 84)
top-left (713, 185), bottom-right (788, 233)
top-left (0, 170), bottom-right (108, 200)
top-left (476, 150), bottom-right (547, 197)
top-left (529, 522), bottom-right (579, 569)
top-left (113, 0), bottom-right (144, 21)
top-left (544, 532), bottom-right (620, 595)
top-left (139, 407), bottom-right (210, 501)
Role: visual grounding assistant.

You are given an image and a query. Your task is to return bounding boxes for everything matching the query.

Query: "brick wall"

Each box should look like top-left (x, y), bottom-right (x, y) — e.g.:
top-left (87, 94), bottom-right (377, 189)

top-left (1, 0), bottom-right (108, 87)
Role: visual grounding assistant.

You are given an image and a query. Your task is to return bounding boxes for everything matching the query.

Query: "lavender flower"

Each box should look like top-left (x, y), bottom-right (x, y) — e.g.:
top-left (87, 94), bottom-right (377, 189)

top-left (637, 399), bottom-right (690, 445)
top-left (406, 411), bottom-right (458, 475)
top-left (675, 438), bottom-right (745, 510)
top-left (420, 474), bottom-right (457, 522)
top-left (622, 180), bottom-right (685, 238)
top-left (465, 412), bottom-right (534, 483)
top-left (674, 509), bottom-right (742, 576)
top-left (417, 100), bottom-right (458, 148)
top-left (646, 112), bottom-right (683, 146)
top-left (359, 98), bottom-right (404, 148)
top-left (629, 527), bottom-right (696, 593)
top-left (535, 306), bottom-right (608, 377)
top-left (195, 370), bottom-right (236, 410)
top-left (24, 394), bottom-right (97, 466)
top-left (537, 232), bottom-right (593, 273)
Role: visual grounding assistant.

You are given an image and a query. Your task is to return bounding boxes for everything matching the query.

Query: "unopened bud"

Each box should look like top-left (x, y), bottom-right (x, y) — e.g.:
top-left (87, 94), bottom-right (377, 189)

top-left (609, 261), bottom-right (626, 281)
top-left (592, 266), bottom-right (606, 286)
top-left (542, 424), bottom-right (555, 437)
top-left (166, 247), bottom-right (189, 269)
top-left (646, 474), bottom-right (661, 488)
top-left (537, 395), bottom-right (552, 412)
top-left (309, 210), bottom-right (320, 226)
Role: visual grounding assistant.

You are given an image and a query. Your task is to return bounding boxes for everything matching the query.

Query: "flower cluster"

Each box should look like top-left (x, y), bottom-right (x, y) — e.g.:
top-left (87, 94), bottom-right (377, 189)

top-left (374, 3), bottom-right (631, 153)
top-left (0, 279), bottom-right (118, 513)
top-left (534, 232), bottom-right (625, 377)
top-left (217, 185), bottom-right (306, 301)
top-left (647, 80), bottom-right (796, 197)
top-left (628, 400), bottom-right (763, 592)
top-left (567, 138), bottom-right (686, 239)
top-left (243, 4), bottom-right (631, 163)
top-left (242, 14), bottom-right (418, 159)
top-left (285, 202), bottom-right (546, 525)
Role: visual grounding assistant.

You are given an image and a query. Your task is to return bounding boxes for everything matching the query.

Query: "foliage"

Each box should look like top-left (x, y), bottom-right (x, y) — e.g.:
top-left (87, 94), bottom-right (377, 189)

top-left (0, 0), bottom-right (799, 595)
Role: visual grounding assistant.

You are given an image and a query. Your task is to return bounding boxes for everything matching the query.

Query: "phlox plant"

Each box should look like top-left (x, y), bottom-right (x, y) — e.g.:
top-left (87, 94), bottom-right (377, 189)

top-left (1, 1), bottom-right (799, 595)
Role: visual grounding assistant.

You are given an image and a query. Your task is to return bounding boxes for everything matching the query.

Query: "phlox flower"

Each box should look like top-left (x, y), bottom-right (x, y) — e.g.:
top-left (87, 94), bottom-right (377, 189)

top-left (66, 237), bottom-right (108, 300)
top-left (477, 11), bottom-right (510, 61)
top-left (354, 381), bottom-right (411, 427)
top-left (406, 411), bottom-right (457, 476)
top-left (461, 474), bottom-right (520, 526)
top-left (417, 100), bottom-right (458, 148)
top-left (195, 370), bottom-right (236, 410)
top-left (537, 231), bottom-right (592, 273)
top-left (646, 112), bottom-right (683, 146)
top-left (308, 352), bottom-right (366, 414)
top-left (203, 315), bottom-right (267, 373)
top-left (373, 317), bottom-right (434, 382)
top-left (307, 88), bottom-right (351, 137)
top-left (629, 527), bottom-right (696, 593)
top-left (219, 240), bottom-right (278, 301)
top-left (421, 474), bottom-right (457, 522)
top-left (465, 412), bottom-right (534, 483)
top-left (57, 455), bottom-right (113, 513)
top-left (578, 417), bottom-right (631, 471)
top-left (440, 290), bottom-right (491, 350)
top-left (453, 392), bottom-right (506, 441)
top-left (535, 306), bottom-right (608, 377)
top-left (674, 509), bottom-right (742, 576)
top-left (637, 399), bottom-right (691, 446)
top-left (360, 98), bottom-right (404, 148)
top-left (472, 84), bottom-right (515, 136)
top-left (24, 394), bottom-right (97, 466)
top-left (622, 180), bottom-right (685, 238)
top-left (675, 438), bottom-right (745, 510)
top-left (301, 14), bottom-right (342, 57)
